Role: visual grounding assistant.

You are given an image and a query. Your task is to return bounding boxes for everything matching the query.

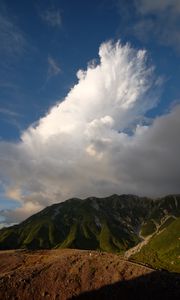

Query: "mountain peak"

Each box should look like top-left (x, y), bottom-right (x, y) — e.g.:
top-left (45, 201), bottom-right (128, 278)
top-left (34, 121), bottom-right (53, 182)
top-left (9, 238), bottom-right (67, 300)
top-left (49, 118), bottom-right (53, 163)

top-left (0, 194), bottom-right (179, 272)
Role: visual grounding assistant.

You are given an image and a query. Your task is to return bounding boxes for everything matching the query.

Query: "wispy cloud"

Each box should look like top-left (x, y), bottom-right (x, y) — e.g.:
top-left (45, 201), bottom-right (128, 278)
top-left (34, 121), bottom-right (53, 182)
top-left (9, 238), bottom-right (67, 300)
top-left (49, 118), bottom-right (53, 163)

top-left (135, 0), bottom-right (180, 14)
top-left (47, 56), bottom-right (61, 79)
top-left (0, 107), bottom-right (22, 133)
top-left (0, 107), bottom-right (20, 117)
top-left (0, 13), bottom-right (26, 57)
top-left (117, 0), bottom-right (180, 52)
top-left (135, 0), bottom-right (180, 51)
top-left (40, 8), bottom-right (62, 28)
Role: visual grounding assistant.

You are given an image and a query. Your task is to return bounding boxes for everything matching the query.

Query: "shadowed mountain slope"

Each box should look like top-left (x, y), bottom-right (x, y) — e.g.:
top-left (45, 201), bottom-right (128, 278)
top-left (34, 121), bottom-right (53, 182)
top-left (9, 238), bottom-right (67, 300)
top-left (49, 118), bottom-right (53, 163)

top-left (0, 194), bottom-right (179, 271)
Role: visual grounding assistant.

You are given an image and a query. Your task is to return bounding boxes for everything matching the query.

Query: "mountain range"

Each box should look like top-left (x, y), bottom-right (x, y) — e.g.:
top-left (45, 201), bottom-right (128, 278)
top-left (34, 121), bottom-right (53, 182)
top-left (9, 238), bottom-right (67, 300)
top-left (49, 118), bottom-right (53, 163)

top-left (0, 194), bottom-right (179, 272)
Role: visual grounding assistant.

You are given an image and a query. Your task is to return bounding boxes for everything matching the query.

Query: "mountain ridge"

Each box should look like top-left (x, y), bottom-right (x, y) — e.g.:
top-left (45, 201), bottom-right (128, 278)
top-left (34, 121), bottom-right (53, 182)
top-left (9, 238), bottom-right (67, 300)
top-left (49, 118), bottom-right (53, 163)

top-left (0, 194), bottom-right (180, 272)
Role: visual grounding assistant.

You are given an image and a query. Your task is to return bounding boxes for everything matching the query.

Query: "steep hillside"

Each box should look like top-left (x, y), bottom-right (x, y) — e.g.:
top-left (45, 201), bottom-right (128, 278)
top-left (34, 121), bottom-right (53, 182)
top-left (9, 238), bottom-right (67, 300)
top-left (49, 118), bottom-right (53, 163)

top-left (140, 195), bottom-right (180, 237)
top-left (0, 195), bottom-right (153, 252)
top-left (130, 217), bottom-right (180, 272)
top-left (0, 194), bottom-right (179, 272)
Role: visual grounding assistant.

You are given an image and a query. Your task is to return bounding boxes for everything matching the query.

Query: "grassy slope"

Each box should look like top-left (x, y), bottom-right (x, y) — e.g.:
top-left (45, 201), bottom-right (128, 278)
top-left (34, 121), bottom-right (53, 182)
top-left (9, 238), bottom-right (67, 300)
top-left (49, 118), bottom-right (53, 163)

top-left (131, 217), bottom-right (180, 272)
top-left (140, 220), bottom-right (157, 237)
top-left (0, 194), bottom-right (179, 273)
top-left (0, 195), bottom-right (150, 251)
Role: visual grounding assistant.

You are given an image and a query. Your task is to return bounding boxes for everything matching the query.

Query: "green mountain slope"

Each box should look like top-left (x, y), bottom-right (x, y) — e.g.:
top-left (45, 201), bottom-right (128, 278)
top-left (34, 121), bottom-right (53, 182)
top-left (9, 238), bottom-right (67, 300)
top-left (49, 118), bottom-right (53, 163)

top-left (131, 217), bottom-right (180, 272)
top-left (0, 195), bottom-right (151, 251)
top-left (0, 194), bottom-right (180, 272)
top-left (140, 195), bottom-right (180, 238)
top-left (0, 195), bottom-right (153, 252)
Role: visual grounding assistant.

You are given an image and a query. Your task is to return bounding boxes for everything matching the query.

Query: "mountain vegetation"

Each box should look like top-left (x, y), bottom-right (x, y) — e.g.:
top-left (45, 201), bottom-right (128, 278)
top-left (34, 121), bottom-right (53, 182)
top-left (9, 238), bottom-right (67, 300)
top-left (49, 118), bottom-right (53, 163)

top-left (0, 194), bottom-right (179, 272)
top-left (131, 216), bottom-right (180, 272)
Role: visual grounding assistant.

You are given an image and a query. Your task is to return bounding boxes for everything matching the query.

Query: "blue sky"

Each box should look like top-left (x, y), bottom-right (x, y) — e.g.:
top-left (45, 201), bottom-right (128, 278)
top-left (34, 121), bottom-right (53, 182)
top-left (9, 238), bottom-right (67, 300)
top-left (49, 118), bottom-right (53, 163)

top-left (1, 0), bottom-right (180, 141)
top-left (0, 0), bottom-right (180, 223)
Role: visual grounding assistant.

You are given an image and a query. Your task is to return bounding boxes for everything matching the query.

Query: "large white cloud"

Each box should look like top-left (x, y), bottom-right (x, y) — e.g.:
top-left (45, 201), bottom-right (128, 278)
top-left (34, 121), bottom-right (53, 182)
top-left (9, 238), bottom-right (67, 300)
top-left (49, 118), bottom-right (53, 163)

top-left (0, 40), bottom-right (180, 223)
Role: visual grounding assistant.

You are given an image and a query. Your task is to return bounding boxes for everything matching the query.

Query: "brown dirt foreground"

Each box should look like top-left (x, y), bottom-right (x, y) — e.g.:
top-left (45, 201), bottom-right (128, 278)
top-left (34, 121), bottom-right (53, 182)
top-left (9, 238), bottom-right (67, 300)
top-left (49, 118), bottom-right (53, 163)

top-left (0, 249), bottom-right (179, 300)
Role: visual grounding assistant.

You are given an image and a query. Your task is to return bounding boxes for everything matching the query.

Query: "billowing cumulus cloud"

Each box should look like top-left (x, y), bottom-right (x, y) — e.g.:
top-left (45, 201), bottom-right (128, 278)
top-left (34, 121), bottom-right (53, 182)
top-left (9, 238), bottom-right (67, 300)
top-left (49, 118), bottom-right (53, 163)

top-left (0, 40), bottom-right (180, 223)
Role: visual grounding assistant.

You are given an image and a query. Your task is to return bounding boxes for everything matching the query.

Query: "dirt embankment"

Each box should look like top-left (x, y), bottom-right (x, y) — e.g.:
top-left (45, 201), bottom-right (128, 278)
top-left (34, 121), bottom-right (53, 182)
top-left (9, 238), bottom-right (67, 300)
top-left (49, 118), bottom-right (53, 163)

top-left (0, 249), bottom-right (179, 300)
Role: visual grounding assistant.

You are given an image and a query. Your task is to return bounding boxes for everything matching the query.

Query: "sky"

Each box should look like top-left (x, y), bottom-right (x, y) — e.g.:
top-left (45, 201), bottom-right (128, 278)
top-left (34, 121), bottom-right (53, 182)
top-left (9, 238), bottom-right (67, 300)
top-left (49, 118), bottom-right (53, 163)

top-left (0, 0), bottom-right (180, 225)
